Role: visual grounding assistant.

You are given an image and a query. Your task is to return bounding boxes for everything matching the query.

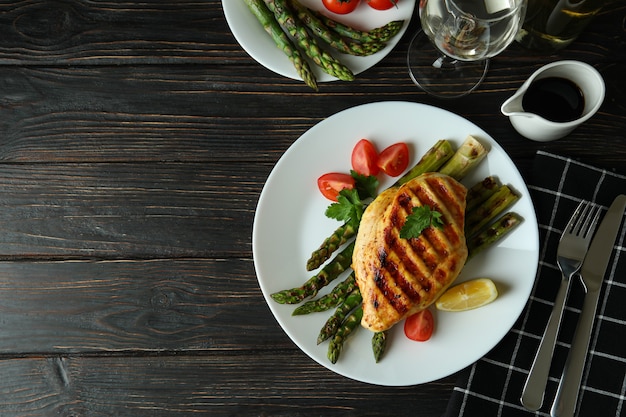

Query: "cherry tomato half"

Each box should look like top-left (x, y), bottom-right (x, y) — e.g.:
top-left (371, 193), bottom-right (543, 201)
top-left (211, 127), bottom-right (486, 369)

top-left (322, 0), bottom-right (361, 14)
top-left (317, 172), bottom-right (356, 201)
top-left (377, 142), bottom-right (410, 176)
top-left (351, 139), bottom-right (380, 176)
top-left (366, 0), bottom-right (398, 10)
top-left (404, 309), bottom-right (434, 342)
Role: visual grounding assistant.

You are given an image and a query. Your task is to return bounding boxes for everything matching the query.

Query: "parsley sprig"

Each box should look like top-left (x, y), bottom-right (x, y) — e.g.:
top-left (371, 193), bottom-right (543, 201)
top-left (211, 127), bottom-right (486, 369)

top-left (351, 170), bottom-right (378, 200)
top-left (399, 205), bottom-right (444, 239)
top-left (325, 171), bottom-right (378, 227)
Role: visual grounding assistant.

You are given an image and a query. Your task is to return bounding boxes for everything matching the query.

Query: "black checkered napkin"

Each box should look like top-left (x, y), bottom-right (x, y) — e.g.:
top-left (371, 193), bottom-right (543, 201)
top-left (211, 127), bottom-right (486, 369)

top-left (444, 151), bottom-right (626, 417)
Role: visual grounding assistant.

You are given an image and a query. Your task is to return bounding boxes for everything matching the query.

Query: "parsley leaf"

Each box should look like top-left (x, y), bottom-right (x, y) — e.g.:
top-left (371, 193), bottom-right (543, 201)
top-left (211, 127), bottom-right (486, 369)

top-left (324, 172), bottom-right (378, 227)
top-left (351, 170), bottom-right (379, 200)
top-left (325, 188), bottom-right (364, 228)
top-left (399, 205), bottom-right (444, 239)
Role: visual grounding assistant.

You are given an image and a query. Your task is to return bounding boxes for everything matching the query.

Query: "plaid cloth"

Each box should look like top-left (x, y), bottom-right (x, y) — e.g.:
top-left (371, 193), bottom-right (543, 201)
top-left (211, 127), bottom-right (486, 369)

top-left (444, 151), bottom-right (626, 417)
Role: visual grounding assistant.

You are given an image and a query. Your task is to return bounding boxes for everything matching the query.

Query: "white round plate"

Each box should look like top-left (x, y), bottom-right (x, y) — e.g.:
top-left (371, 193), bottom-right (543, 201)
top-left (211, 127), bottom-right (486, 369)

top-left (252, 101), bottom-right (539, 386)
top-left (223, 0), bottom-right (416, 82)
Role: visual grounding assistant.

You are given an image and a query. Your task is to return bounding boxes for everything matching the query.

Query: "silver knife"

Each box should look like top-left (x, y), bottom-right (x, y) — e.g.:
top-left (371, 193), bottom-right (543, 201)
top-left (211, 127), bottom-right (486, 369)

top-left (551, 194), bottom-right (626, 417)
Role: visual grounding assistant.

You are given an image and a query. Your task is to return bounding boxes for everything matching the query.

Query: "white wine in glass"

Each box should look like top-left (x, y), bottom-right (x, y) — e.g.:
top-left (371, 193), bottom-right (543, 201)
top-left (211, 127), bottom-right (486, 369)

top-left (408, 0), bottom-right (527, 98)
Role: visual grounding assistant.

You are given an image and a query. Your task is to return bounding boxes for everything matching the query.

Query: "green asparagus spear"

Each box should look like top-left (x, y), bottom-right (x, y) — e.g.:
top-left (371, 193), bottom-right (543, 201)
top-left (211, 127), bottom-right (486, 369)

top-left (466, 176), bottom-right (499, 212)
top-left (312, 10), bottom-right (404, 43)
top-left (317, 288), bottom-right (362, 344)
top-left (243, 0), bottom-right (317, 90)
top-left (292, 272), bottom-right (357, 315)
top-left (264, 0), bottom-right (355, 81)
top-left (394, 139), bottom-right (455, 186)
top-left (372, 330), bottom-right (388, 363)
top-left (328, 306), bottom-right (363, 364)
top-left (465, 185), bottom-right (520, 237)
top-left (439, 135), bottom-right (488, 181)
top-left (271, 241), bottom-right (355, 304)
top-left (306, 222), bottom-right (356, 271)
top-left (290, 0), bottom-right (386, 56)
top-left (467, 212), bottom-right (523, 259)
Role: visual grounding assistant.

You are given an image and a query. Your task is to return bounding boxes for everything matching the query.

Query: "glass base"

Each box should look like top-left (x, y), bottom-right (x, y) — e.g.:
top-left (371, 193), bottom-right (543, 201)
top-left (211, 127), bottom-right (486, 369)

top-left (407, 30), bottom-right (489, 99)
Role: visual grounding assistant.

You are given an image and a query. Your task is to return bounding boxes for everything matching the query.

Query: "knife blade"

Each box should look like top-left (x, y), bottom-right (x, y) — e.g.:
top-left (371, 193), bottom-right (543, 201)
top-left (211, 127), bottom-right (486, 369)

top-left (551, 194), bottom-right (626, 417)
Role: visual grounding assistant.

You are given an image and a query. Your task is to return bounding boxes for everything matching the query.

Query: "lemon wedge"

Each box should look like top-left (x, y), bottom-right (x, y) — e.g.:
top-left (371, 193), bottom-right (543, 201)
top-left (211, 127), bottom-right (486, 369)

top-left (435, 278), bottom-right (498, 312)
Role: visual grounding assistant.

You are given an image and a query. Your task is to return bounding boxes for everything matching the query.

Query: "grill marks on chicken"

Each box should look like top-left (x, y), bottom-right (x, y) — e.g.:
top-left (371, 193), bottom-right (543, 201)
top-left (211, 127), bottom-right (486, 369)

top-left (353, 173), bottom-right (468, 332)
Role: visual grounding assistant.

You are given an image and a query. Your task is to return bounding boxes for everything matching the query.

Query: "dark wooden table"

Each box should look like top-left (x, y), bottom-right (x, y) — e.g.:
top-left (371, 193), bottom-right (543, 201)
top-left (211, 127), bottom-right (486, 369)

top-left (0, 1), bottom-right (624, 415)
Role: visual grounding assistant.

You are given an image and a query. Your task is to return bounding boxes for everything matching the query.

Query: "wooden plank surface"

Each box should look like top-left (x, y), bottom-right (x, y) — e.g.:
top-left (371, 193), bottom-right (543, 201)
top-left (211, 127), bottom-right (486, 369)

top-left (0, 162), bottom-right (263, 257)
top-left (0, 62), bottom-right (624, 167)
top-left (0, 259), bottom-right (284, 352)
top-left (0, 355), bottom-right (456, 416)
top-left (0, 0), bottom-right (228, 65)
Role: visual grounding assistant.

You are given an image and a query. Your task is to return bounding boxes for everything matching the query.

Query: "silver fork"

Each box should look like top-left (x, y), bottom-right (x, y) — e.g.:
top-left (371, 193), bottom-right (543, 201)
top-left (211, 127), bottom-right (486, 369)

top-left (521, 200), bottom-right (601, 411)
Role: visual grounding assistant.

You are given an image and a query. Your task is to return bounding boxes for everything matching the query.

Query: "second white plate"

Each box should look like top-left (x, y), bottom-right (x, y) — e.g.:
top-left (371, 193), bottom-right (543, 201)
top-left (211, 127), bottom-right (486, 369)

top-left (223, 0), bottom-right (416, 82)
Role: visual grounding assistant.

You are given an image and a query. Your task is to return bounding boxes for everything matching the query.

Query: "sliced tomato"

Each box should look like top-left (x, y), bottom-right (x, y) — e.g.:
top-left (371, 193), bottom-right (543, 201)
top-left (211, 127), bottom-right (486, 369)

top-left (404, 309), bottom-right (434, 342)
top-left (351, 139), bottom-right (380, 176)
top-left (377, 142), bottom-right (410, 176)
top-left (322, 0), bottom-right (360, 14)
top-left (366, 0), bottom-right (398, 10)
top-left (317, 172), bottom-right (355, 201)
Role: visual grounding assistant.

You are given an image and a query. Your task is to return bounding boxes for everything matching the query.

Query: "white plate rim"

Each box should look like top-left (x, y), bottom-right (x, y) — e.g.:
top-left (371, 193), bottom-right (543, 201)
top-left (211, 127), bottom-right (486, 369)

top-left (252, 101), bottom-right (539, 386)
top-left (222, 0), bottom-right (417, 82)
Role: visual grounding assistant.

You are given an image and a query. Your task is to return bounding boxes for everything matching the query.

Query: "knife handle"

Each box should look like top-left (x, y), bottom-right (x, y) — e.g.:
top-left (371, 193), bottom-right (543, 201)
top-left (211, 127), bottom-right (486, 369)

top-left (550, 288), bottom-right (600, 417)
top-left (521, 276), bottom-right (572, 411)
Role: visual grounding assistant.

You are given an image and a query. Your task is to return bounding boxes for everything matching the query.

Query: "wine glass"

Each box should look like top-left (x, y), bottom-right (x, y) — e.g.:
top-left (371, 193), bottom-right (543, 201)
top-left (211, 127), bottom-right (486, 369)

top-left (408, 0), bottom-right (527, 98)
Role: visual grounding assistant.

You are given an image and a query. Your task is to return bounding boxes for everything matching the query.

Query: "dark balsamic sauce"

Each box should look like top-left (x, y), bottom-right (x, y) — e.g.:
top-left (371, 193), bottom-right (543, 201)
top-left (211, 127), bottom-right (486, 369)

top-left (522, 77), bottom-right (585, 122)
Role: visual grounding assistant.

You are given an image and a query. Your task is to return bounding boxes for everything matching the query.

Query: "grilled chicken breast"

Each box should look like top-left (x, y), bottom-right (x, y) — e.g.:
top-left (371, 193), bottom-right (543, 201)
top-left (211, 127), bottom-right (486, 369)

top-left (353, 172), bottom-right (468, 332)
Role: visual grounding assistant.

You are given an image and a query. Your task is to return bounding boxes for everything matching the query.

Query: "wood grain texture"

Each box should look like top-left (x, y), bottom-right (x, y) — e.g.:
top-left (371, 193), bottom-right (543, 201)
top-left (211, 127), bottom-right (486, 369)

top-left (0, 64), bottom-right (623, 169)
top-left (0, 0), bottom-right (228, 65)
top-left (0, 259), bottom-right (291, 352)
top-left (0, 0), bottom-right (623, 415)
top-left (0, 163), bottom-right (264, 257)
top-left (0, 355), bottom-right (457, 416)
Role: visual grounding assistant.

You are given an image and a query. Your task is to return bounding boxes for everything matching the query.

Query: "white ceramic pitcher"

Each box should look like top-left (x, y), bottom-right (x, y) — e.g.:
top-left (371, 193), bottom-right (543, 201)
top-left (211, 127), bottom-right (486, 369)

top-left (501, 60), bottom-right (605, 142)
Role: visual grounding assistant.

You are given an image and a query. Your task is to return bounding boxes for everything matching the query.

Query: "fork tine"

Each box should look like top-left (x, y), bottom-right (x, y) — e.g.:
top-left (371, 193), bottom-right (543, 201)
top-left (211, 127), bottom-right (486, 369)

top-left (570, 201), bottom-right (601, 238)
top-left (565, 200), bottom-right (588, 235)
top-left (581, 204), bottom-right (602, 238)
